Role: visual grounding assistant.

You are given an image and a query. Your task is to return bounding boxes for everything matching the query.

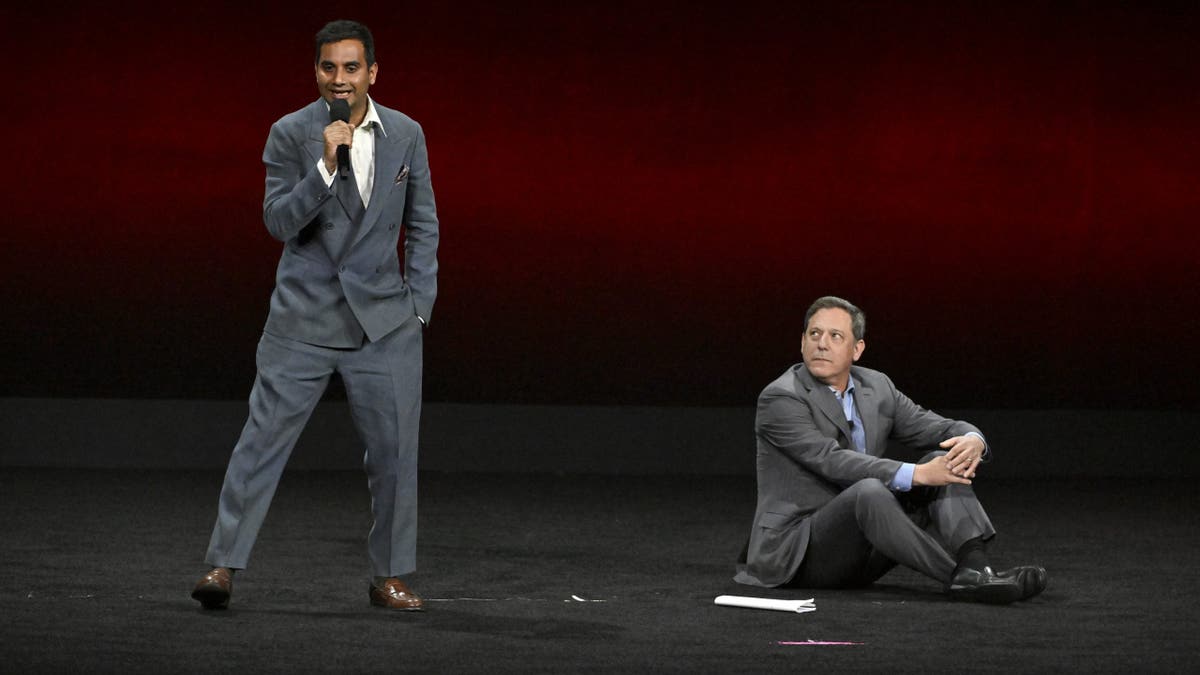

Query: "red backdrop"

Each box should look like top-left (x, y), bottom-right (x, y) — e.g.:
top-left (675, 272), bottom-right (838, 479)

top-left (5, 1), bottom-right (1197, 408)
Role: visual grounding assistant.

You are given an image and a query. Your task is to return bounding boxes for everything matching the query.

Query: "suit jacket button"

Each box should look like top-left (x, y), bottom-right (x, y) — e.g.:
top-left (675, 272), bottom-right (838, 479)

top-left (340, 265), bottom-right (347, 273)
top-left (325, 223), bottom-right (334, 230)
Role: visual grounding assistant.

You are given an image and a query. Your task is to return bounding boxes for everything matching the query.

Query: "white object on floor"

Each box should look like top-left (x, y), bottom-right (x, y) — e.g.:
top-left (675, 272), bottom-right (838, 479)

top-left (714, 595), bottom-right (816, 613)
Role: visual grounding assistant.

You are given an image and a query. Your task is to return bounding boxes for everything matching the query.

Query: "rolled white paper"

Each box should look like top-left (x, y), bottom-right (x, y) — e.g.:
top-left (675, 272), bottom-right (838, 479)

top-left (714, 595), bottom-right (816, 613)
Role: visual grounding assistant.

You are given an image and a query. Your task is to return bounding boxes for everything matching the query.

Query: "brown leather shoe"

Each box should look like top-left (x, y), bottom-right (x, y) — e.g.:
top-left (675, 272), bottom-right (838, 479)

top-left (369, 578), bottom-right (424, 611)
top-left (191, 567), bottom-right (232, 610)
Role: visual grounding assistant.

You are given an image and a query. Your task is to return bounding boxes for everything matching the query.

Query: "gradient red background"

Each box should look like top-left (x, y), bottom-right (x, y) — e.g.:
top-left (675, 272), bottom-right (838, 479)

top-left (5, 1), bottom-right (1197, 409)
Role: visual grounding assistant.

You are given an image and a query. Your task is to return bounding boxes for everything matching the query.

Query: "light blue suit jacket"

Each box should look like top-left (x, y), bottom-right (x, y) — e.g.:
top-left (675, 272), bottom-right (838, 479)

top-left (260, 98), bottom-right (439, 347)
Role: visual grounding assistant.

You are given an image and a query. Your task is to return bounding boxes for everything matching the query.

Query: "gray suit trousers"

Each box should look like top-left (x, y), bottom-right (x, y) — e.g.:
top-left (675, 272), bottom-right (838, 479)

top-left (204, 318), bottom-right (423, 577)
top-left (787, 452), bottom-right (995, 588)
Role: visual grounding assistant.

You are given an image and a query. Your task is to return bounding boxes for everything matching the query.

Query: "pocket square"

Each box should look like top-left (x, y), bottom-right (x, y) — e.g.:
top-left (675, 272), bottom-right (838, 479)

top-left (394, 165), bottom-right (409, 184)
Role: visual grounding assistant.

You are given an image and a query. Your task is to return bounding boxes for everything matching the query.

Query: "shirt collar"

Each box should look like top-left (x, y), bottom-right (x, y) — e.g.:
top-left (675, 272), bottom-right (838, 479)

top-left (360, 97), bottom-right (385, 136)
top-left (828, 376), bottom-right (855, 400)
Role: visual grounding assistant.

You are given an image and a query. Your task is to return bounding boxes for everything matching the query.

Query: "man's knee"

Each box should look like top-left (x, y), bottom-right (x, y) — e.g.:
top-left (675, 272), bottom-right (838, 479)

top-left (850, 478), bottom-right (895, 511)
top-left (848, 478), bottom-right (906, 539)
top-left (850, 477), bottom-right (889, 493)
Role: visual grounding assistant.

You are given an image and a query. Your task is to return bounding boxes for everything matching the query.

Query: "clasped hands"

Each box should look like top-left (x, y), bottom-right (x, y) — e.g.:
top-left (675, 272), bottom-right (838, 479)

top-left (913, 435), bottom-right (986, 487)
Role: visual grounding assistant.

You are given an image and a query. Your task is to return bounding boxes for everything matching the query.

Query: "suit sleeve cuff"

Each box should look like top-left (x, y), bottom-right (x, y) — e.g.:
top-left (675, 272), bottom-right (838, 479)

top-left (317, 158), bottom-right (336, 186)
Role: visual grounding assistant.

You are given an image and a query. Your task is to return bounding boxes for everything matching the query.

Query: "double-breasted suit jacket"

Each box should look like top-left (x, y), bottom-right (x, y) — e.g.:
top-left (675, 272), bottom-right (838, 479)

top-left (262, 98), bottom-right (438, 345)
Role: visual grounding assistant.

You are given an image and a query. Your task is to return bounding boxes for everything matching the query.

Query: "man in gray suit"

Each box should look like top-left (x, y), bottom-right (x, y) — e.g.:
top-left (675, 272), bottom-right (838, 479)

top-left (192, 19), bottom-right (437, 611)
top-left (735, 296), bottom-right (1046, 604)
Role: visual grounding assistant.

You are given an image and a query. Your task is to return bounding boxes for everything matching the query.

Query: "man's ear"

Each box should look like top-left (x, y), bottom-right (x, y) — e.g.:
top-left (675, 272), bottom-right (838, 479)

top-left (852, 339), bottom-right (865, 362)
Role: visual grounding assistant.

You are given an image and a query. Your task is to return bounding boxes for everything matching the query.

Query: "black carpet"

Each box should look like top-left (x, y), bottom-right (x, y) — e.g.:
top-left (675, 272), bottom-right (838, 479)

top-left (2, 469), bottom-right (1197, 672)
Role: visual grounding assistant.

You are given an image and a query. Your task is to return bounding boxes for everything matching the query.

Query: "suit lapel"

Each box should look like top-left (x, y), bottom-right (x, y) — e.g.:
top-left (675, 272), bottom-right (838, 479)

top-left (795, 367), bottom-right (854, 445)
top-left (852, 371), bottom-right (882, 455)
top-left (347, 119), bottom-right (414, 251)
top-left (306, 100), bottom-right (329, 171)
top-left (301, 101), bottom-right (366, 223)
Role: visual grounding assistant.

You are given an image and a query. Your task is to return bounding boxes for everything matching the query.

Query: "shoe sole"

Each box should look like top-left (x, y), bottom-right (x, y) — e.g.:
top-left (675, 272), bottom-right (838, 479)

top-left (369, 601), bottom-right (425, 611)
top-left (948, 581), bottom-right (1024, 605)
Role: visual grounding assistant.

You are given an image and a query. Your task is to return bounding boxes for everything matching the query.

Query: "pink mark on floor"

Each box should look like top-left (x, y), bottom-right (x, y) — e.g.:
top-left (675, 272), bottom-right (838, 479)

top-left (777, 640), bottom-right (863, 646)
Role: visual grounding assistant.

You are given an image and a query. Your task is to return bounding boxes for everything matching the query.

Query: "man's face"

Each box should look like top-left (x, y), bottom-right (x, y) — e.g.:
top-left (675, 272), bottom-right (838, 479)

top-left (801, 308), bottom-right (865, 390)
top-left (315, 39), bottom-right (377, 119)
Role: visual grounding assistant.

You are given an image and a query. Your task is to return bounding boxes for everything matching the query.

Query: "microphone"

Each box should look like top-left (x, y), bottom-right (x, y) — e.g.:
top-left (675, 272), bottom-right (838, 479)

top-left (328, 98), bottom-right (351, 179)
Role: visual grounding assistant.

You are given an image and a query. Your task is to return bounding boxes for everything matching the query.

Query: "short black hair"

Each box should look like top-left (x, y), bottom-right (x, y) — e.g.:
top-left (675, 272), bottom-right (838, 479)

top-left (804, 296), bottom-right (866, 341)
top-left (315, 20), bottom-right (376, 66)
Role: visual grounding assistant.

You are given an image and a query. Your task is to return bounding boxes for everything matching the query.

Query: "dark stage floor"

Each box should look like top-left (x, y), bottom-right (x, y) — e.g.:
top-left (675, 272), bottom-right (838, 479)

top-left (1, 469), bottom-right (1197, 672)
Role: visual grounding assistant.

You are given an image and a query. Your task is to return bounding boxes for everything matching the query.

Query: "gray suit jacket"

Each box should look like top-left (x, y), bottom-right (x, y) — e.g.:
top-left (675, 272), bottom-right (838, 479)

top-left (734, 364), bottom-right (981, 587)
top-left (260, 98), bottom-right (439, 348)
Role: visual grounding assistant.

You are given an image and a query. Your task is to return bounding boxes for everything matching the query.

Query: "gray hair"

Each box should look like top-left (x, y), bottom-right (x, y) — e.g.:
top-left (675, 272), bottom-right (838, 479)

top-left (804, 296), bottom-right (866, 340)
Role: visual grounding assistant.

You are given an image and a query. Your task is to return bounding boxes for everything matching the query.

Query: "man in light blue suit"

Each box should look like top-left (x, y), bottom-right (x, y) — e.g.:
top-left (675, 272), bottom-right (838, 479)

top-left (192, 19), bottom-right (437, 611)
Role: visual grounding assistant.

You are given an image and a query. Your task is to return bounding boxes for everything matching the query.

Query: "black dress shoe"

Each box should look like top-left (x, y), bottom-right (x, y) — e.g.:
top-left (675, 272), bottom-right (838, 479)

top-left (947, 564), bottom-right (1025, 604)
top-left (996, 565), bottom-right (1047, 600)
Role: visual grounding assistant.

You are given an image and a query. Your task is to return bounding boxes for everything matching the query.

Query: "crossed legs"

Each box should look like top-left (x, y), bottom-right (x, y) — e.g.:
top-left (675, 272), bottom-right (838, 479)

top-left (789, 453), bottom-right (996, 588)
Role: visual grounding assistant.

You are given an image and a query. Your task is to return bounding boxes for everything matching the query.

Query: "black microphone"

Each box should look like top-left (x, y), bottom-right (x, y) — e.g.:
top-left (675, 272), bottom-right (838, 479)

top-left (328, 98), bottom-right (351, 179)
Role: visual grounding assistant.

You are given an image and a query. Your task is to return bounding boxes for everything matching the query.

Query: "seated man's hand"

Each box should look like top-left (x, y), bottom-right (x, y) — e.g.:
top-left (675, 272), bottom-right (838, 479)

top-left (939, 435), bottom-right (985, 478)
top-left (913, 454), bottom-right (973, 487)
